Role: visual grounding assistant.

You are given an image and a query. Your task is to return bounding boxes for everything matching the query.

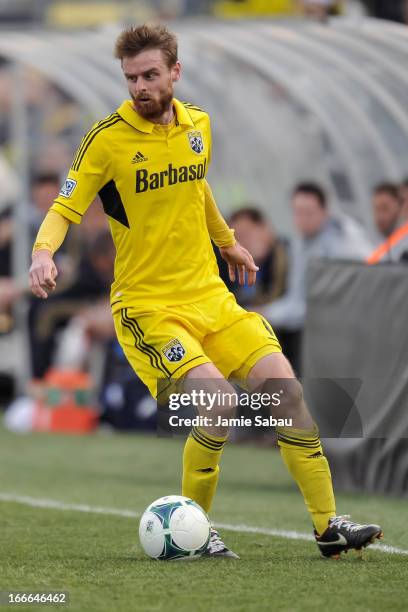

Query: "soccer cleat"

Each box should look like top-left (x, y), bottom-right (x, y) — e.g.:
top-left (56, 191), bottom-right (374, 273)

top-left (202, 528), bottom-right (240, 559)
top-left (315, 515), bottom-right (383, 559)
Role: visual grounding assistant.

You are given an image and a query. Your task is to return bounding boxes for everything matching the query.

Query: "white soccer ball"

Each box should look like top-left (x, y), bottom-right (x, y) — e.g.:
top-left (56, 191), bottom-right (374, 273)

top-left (139, 495), bottom-right (211, 560)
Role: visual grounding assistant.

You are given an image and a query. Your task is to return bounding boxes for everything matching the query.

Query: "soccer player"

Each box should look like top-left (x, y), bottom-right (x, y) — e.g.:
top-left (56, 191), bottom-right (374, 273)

top-left (30, 24), bottom-right (383, 559)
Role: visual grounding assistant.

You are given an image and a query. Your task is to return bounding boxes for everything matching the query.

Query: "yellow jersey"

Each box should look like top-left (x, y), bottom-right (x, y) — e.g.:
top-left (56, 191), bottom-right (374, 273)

top-left (51, 98), bottom-right (229, 312)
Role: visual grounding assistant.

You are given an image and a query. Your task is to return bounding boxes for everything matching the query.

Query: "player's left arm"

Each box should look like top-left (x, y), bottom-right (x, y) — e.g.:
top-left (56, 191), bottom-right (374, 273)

top-left (204, 179), bottom-right (235, 247)
top-left (204, 179), bottom-right (258, 286)
top-left (203, 114), bottom-right (258, 285)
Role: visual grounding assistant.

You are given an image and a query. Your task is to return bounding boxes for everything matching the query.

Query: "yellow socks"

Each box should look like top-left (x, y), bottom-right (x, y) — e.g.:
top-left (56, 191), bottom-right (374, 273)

top-left (182, 426), bottom-right (227, 513)
top-left (182, 424), bottom-right (334, 533)
top-left (277, 426), bottom-right (336, 535)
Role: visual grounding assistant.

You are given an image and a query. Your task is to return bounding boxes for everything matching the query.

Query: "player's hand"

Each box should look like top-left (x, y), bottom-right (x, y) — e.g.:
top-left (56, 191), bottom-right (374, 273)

top-left (29, 249), bottom-right (58, 299)
top-left (219, 242), bottom-right (259, 286)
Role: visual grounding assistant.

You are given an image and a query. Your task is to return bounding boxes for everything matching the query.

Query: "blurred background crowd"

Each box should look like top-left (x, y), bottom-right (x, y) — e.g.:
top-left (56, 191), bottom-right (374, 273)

top-left (0, 0), bottom-right (408, 25)
top-left (1, 0), bottom-right (408, 433)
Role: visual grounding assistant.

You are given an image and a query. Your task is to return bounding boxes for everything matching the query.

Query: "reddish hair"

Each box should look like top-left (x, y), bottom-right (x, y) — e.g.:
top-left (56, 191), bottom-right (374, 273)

top-left (114, 24), bottom-right (178, 67)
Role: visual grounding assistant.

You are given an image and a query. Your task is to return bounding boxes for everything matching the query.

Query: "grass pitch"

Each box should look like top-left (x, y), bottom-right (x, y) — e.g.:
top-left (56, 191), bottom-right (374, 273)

top-left (1, 424), bottom-right (407, 612)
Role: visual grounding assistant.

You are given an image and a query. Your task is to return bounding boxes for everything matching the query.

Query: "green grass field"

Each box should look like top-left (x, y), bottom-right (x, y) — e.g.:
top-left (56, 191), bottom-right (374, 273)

top-left (1, 424), bottom-right (407, 612)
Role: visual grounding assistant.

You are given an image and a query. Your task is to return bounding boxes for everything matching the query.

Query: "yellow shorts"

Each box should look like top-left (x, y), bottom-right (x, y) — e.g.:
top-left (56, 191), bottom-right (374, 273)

top-left (113, 291), bottom-right (281, 399)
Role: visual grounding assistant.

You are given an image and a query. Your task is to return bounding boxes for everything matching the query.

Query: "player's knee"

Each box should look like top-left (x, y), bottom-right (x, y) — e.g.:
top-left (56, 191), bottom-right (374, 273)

top-left (214, 389), bottom-right (238, 420)
top-left (262, 377), bottom-right (304, 417)
top-left (281, 378), bottom-right (304, 410)
top-left (186, 378), bottom-right (238, 420)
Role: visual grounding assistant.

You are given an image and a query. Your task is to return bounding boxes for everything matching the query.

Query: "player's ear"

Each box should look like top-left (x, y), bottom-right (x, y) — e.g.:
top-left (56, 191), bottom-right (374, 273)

top-left (171, 61), bottom-right (181, 83)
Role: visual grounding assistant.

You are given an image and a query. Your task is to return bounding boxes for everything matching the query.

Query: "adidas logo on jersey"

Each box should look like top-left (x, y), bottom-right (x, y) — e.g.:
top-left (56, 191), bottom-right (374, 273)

top-left (131, 151), bottom-right (148, 164)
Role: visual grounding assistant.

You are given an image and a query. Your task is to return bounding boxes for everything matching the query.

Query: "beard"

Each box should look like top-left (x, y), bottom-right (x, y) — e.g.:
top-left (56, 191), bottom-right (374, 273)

top-left (132, 84), bottom-right (173, 121)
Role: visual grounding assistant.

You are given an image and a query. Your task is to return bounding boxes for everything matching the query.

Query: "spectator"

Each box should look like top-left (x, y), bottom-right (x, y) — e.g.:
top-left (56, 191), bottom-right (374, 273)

top-left (301, 0), bottom-right (341, 21)
top-left (0, 206), bottom-right (13, 279)
top-left (371, 182), bottom-right (401, 240)
top-left (227, 207), bottom-right (288, 307)
top-left (29, 172), bottom-right (62, 240)
top-left (0, 205), bottom-right (21, 332)
top-left (256, 182), bottom-right (371, 372)
top-left (367, 180), bottom-right (408, 264)
top-left (0, 172), bottom-right (63, 283)
top-left (399, 178), bottom-right (408, 224)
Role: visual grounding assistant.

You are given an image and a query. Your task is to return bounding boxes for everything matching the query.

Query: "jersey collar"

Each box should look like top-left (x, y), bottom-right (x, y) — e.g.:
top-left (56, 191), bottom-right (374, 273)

top-left (172, 98), bottom-right (195, 128)
top-left (117, 98), bottom-right (195, 133)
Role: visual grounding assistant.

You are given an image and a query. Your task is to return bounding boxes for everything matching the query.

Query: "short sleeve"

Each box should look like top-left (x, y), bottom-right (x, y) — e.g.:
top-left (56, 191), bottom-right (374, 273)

top-left (51, 121), bottom-right (112, 224)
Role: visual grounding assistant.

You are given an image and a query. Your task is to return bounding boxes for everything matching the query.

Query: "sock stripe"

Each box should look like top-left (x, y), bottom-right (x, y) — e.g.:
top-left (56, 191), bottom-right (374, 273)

top-left (277, 433), bottom-right (320, 446)
top-left (192, 428), bottom-right (225, 451)
top-left (277, 432), bottom-right (320, 445)
top-left (278, 436), bottom-right (320, 450)
top-left (277, 436), bottom-right (321, 450)
top-left (277, 430), bottom-right (319, 440)
top-left (191, 431), bottom-right (220, 452)
top-left (193, 426), bottom-right (226, 447)
top-left (191, 427), bottom-right (225, 451)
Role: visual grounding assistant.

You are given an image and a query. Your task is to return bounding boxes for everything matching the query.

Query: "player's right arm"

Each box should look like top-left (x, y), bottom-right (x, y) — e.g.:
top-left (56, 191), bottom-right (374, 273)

top-left (29, 118), bottom-right (112, 299)
top-left (29, 210), bottom-right (69, 298)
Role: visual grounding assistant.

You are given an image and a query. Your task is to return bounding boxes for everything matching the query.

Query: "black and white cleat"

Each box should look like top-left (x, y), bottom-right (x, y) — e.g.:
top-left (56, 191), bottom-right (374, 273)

top-left (315, 515), bottom-right (383, 560)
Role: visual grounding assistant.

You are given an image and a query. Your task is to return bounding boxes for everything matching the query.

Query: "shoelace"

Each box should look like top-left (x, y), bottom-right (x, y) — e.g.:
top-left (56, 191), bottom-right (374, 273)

top-left (330, 515), bottom-right (364, 532)
top-left (209, 529), bottom-right (226, 553)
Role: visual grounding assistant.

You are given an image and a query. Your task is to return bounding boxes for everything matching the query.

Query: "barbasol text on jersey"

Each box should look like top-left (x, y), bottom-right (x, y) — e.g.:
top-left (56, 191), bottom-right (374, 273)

top-left (136, 160), bottom-right (207, 193)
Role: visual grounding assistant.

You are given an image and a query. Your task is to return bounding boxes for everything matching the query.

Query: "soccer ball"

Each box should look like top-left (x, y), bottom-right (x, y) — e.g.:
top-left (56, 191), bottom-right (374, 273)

top-left (139, 495), bottom-right (211, 560)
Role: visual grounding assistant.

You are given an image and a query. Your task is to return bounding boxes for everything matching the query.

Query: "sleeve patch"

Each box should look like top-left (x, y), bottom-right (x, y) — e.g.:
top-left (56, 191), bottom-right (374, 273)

top-left (59, 178), bottom-right (77, 198)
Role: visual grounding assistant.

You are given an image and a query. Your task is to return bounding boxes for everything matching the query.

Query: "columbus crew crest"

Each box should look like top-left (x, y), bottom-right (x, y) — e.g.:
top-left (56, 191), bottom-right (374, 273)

top-left (162, 339), bottom-right (186, 362)
top-left (187, 131), bottom-right (204, 154)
